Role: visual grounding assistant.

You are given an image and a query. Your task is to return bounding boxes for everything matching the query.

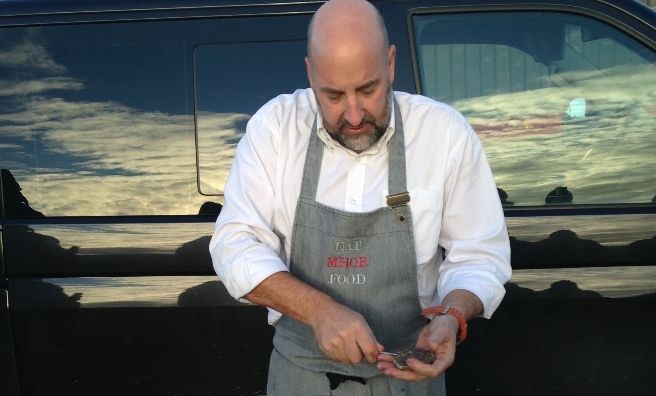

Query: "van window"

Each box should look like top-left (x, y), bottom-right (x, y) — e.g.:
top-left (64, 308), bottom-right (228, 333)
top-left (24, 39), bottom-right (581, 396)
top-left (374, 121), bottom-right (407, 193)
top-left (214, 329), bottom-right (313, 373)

top-left (413, 12), bottom-right (656, 206)
top-left (0, 15), bottom-right (310, 217)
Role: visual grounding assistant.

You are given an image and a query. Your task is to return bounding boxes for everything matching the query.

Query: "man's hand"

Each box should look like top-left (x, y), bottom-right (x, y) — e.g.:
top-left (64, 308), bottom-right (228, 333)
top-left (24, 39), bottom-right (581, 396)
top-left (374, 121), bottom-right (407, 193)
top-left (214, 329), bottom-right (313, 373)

top-left (376, 314), bottom-right (458, 381)
top-left (376, 289), bottom-right (483, 381)
top-left (245, 271), bottom-right (383, 364)
top-left (311, 300), bottom-right (384, 364)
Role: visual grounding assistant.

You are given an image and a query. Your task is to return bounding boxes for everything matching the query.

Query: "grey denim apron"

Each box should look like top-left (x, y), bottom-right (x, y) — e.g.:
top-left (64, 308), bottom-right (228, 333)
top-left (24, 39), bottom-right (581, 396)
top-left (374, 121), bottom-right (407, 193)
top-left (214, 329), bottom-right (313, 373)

top-left (268, 97), bottom-right (446, 396)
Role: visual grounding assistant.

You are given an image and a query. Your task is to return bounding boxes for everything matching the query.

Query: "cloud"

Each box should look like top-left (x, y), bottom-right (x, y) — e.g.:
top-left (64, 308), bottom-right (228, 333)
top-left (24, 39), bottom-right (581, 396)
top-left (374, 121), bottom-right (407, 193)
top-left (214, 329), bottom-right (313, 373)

top-left (450, 67), bottom-right (656, 206)
top-left (3, 35), bottom-right (654, 215)
top-left (2, 95), bottom-right (246, 216)
top-left (196, 110), bottom-right (249, 195)
top-left (0, 77), bottom-right (83, 97)
top-left (0, 33), bottom-right (247, 216)
top-left (0, 41), bottom-right (67, 74)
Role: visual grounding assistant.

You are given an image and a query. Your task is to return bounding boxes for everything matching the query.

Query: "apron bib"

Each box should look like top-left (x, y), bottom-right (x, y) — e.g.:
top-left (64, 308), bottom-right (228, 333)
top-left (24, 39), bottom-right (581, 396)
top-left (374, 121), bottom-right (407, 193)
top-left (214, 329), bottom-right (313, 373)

top-left (269, 97), bottom-right (445, 395)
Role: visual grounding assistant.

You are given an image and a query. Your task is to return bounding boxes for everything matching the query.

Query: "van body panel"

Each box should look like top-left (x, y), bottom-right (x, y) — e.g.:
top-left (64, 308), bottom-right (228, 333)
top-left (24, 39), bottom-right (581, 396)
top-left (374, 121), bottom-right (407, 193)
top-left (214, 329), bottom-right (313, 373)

top-left (1, 0), bottom-right (655, 394)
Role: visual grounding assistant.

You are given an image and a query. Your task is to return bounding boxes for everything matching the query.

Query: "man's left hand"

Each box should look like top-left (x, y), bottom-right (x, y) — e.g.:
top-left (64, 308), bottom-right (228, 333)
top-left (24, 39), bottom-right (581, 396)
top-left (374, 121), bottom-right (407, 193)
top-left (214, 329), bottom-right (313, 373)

top-left (376, 314), bottom-right (458, 381)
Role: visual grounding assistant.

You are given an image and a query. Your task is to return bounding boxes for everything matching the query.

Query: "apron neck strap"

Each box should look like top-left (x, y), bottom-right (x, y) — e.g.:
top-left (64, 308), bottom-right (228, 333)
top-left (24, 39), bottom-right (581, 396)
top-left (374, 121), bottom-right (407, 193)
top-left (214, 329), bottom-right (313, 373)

top-left (300, 95), bottom-right (407, 199)
top-left (388, 96), bottom-right (407, 197)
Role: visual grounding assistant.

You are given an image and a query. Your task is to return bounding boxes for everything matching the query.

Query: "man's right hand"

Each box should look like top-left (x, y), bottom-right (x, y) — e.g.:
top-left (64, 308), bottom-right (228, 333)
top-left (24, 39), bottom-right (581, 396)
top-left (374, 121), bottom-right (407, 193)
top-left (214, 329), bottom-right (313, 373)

top-left (244, 271), bottom-right (383, 365)
top-left (310, 299), bottom-right (384, 364)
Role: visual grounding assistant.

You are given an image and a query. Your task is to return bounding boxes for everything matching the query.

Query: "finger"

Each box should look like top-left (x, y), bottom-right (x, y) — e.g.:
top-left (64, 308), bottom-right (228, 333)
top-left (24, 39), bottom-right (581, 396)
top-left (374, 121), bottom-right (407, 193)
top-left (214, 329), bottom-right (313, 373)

top-left (381, 343), bottom-right (455, 381)
top-left (406, 357), bottom-right (446, 377)
top-left (319, 344), bottom-right (339, 364)
top-left (406, 342), bottom-right (456, 378)
top-left (380, 364), bottom-right (429, 382)
top-left (343, 339), bottom-right (365, 364)
top-left (376, 354), bottom-right (395, 364)
top-left (371, 343), bottom-right (387, 364)
top-left (356, 331), bottom-right (381, 364)
top-left (383, 356), bottom-right (452, 382)
top-left (335, 348), bottom-right (352, 365)
top-left (320, 338), bottom-right (352, 365)
top-left (415, 334), bottom-right (431, 350)
top-left (414, 325), bottom-right (435, 349)
top-left (376, 360), bottom-right (396, 372)
top-left (377, 356), bottom-right (436, 382)
top-left (423, 329), bottom-right (442, 351)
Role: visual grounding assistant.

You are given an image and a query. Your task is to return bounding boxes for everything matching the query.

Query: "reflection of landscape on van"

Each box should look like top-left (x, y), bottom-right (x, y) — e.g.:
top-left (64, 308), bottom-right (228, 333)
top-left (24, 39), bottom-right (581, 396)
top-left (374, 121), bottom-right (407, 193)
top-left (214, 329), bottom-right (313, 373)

top-left (416, 12), bottom-right (656, 206)
top-left (196, 111), bottom-right (249, 196)
top-left (0, 30), bottom-right (242, 216)
top-left (0, 99), bottom-right (245, 216)
top-left (455, 65), bottom-right (656, 206)
top-left (193, 40), bottom-right (308, 195)
top-left (1, 24), bottom-right (309, 215)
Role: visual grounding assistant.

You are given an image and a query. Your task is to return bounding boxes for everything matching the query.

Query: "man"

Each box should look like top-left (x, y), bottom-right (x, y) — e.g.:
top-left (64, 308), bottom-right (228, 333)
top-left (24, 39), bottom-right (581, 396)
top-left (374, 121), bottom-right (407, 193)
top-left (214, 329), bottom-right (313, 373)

top-left (210, 0), bottom-right (511, 394)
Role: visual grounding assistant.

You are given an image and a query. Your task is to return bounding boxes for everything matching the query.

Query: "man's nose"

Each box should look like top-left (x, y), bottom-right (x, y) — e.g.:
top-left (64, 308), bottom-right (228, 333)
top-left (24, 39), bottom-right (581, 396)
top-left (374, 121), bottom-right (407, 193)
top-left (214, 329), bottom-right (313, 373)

top-left (344, 96), bottom-right (364, 126)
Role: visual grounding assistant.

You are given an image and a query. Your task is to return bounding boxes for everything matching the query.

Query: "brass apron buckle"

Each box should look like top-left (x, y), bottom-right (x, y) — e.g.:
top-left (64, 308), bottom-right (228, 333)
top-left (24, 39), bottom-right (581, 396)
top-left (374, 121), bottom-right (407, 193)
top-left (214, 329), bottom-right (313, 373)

top-left (386, 192), bottom-right (410, 223)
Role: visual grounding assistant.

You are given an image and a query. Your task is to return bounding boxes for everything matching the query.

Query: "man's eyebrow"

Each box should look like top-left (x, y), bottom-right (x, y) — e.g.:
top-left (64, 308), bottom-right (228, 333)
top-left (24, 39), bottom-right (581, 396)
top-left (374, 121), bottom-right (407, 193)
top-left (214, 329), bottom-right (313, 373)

top-left (320, 86), bottom-right (344, 95)
top-left (357, 79), bottom-right (380, 91)
top-left (319, 79), bottom-right (381, 95)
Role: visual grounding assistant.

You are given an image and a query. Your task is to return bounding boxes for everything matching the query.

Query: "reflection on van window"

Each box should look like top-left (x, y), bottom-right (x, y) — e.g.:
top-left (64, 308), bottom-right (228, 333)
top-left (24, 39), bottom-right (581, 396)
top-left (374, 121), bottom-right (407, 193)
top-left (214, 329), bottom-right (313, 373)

top-left (194, 41), bottom-right (308, 195)
top-left (0, 22), bottom-right (204, 217)
top-left (0, 15), bottom-right (311, 217)
top-left (414, 12), bottom-right (656, 206)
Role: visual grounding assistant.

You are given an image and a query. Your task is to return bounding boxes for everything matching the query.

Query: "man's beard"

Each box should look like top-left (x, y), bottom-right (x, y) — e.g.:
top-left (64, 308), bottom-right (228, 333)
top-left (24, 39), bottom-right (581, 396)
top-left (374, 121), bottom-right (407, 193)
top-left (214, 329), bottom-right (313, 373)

top-left (318, 86), bottom-right (392, 152)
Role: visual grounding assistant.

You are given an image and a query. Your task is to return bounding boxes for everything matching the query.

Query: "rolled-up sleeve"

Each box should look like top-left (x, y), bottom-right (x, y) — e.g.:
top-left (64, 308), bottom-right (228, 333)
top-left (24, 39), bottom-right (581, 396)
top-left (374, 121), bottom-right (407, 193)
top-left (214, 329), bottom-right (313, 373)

top-left (437, 114), bottom-right (512, 318)
top-left (209, 112), bottom-right (289, 301)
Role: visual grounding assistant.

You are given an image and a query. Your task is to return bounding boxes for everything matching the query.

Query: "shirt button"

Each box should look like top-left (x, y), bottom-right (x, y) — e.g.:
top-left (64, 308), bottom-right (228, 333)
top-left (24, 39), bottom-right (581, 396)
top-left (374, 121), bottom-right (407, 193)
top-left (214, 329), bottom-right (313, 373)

top-left (349, 199), bottom-right (356, 205)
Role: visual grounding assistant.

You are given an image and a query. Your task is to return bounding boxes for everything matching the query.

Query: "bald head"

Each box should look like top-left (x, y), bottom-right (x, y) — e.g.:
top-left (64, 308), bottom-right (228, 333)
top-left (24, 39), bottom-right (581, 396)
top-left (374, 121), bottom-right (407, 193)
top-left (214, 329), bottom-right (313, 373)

top-left (307, 0), bottom-right (389, 60)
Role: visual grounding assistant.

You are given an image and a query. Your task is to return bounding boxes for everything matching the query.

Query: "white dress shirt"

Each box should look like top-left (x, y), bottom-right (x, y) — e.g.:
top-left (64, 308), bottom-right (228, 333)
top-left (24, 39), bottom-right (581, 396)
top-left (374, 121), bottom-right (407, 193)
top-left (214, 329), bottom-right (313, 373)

top-left (210, 88), bottom-right (511, 324)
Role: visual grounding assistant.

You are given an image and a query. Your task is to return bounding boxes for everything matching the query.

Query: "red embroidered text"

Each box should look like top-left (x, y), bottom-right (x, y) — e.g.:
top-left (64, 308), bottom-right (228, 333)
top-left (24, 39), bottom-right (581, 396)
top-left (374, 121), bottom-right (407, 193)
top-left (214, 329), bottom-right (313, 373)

top-left (326, 256), bottom-right (369, 268)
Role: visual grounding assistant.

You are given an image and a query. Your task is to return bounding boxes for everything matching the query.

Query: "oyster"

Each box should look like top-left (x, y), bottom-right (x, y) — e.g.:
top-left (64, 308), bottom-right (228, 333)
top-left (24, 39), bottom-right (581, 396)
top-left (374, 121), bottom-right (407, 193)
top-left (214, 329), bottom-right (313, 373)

top-left (393, 349), bottom-right (436, 370)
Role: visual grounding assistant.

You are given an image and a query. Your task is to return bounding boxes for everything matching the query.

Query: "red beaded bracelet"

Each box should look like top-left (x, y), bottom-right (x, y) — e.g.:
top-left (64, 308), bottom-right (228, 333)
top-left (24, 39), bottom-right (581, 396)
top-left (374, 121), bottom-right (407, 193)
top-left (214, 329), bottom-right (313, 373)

top-left (421, 305), bottom-right (468, 343)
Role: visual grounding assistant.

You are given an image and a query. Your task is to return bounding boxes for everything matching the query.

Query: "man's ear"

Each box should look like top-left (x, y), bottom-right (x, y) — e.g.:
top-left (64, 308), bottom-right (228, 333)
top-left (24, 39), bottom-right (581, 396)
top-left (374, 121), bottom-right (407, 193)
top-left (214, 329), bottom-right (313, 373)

top-left (305, 56), bottom-right (313, 88)
top-left (388, 45), bottom-right (396, 85)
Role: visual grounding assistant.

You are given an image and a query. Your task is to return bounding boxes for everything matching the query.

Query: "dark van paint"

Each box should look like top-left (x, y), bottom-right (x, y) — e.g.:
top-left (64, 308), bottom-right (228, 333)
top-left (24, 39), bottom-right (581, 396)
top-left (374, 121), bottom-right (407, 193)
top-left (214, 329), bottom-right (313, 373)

top-left (1, 0), bottom-right (655, 395)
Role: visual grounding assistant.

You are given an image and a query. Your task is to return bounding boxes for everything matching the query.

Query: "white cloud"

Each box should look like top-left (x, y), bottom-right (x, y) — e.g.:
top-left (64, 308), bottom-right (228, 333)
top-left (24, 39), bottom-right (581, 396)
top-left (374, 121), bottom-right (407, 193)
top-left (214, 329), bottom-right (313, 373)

top-left (452, 68), bottom-right (656, 206)
top-left (2, 96), bottom-right (243, 216)
top-left (0, 41), bottom-right (67, 74)
top-left (0, 34), bottom-right (245, 216)
top-left (0, 77), bottom-right (83, 97)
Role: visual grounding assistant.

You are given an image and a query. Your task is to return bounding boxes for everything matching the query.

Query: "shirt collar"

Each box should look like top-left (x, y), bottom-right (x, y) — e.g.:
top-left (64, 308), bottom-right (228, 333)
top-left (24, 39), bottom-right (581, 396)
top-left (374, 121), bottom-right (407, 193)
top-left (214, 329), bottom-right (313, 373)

top-left (315, 94), bottom-right (396, 157)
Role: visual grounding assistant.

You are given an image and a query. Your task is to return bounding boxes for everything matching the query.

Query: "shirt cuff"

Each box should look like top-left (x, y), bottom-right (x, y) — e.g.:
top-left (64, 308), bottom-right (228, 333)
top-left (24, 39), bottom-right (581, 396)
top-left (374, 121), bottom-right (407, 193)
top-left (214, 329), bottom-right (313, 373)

top-left (438, 264), bottom-right (509, 319)
top-left (221, 248), bottom-right (289, 302)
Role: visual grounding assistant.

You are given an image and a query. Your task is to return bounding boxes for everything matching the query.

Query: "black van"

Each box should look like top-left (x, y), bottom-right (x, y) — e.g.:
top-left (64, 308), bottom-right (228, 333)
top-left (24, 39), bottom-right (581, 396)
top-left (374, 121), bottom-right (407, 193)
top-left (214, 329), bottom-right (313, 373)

top-left (1, 0), bottom-right (656, 394)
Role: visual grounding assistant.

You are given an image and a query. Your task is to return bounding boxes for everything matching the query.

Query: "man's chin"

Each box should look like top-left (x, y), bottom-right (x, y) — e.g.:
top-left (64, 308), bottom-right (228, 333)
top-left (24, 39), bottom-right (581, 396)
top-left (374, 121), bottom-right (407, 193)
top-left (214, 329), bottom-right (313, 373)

top-left (338, 133), bottom-right (377, 152)
top-left (328, 123), bottom-right (385, 152)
